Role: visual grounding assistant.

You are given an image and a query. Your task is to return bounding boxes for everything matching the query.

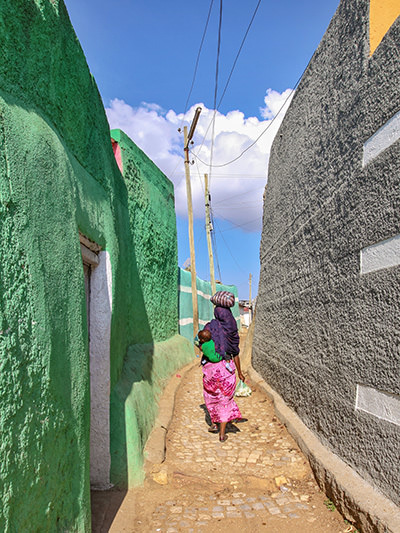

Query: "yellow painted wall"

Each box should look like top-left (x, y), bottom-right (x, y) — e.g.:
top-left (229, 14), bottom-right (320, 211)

top-left (370, 0), bottom-right (400, 56)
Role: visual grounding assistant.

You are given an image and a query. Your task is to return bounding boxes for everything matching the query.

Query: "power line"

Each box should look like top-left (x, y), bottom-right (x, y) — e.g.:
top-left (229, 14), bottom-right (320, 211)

top-left (173, 173), bottom-right (267, 179)
top-left (215, 204), bottom-right (261, 209)
top-left (216, 0), bottom-right (262, 110)
top-left (208, 0), bottom-right (223, 187)
top-left (179, 0), bottom-right (215, 130)
top-left (191, 85), bottom-right (295, 168)
top-left (210, 209), bottom-right (222, 280)
top-left (212, 215), bottom-right (246, 273)
top-left (213, 211), bottom-right (262, 232)
top-left (191, 51), bottom-right (315, 169)
top-left (195, 0), bottom-right (264, 159)
top-left (212, 185), bottom-right (264, 204)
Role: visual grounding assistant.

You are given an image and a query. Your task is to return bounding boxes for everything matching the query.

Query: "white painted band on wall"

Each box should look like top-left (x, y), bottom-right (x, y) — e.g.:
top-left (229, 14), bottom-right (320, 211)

top-left (179, 285), bottom-right (239, 303)
top-left (356, 384), bottom-right (400, 427)
top-left (363, 110), bottom-right (400, 167)
top-left (179, 316), bottom-right (240, 327)
top-left (89, 250), bottom-right (113, 489)
top-left (360, 234), bottom-right (400, 274)
top-left (179, 285), bottom-right (211, 299)
top-left (179, 318), bottom-right (209, 327)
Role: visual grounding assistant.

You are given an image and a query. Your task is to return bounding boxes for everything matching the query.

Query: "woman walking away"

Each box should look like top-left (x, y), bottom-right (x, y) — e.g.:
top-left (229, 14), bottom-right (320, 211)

top-left (214, 306), bottom-right (245, 383)
top-left (202, 304), bottom-right (244, 442)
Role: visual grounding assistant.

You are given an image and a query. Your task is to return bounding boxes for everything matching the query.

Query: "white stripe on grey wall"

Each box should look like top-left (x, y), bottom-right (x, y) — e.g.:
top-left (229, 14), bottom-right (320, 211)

top-left (363, 110), bottom-right (400, 167)
top-left (356, 384), bottom-right (400, 427)
top-left (360, 234), bottom-right (400, 274)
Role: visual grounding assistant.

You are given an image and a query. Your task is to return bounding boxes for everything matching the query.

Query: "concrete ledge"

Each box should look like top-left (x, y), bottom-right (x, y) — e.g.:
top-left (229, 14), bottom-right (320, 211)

top-left (248, 366), bottom-right (400, 533)
top-left (144, 358), bottom-right (198, 468)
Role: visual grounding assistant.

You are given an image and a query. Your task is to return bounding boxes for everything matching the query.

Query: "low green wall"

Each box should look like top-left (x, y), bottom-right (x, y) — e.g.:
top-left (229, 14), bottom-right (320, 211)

top-left (110, 334), bottom-right (193, 486)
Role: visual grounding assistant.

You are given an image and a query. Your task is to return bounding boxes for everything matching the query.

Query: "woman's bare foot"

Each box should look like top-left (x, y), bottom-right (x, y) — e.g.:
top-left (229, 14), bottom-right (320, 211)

top-left (219, 421), bottom-right (227, 441)
top-left (208, 423), bottom-right (218, 433)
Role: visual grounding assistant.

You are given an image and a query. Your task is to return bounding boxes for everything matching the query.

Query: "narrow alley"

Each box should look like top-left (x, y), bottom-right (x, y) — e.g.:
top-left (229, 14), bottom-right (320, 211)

top-left (93, 336), bottom-right (349, 533)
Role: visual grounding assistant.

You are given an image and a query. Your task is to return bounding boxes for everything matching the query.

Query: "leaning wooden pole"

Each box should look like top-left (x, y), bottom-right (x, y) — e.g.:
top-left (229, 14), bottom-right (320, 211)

top-left (184, 125), bottom-right (199, 337)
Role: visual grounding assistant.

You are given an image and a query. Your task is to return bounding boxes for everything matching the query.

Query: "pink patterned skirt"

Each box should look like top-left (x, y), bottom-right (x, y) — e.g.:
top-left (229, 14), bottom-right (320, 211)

top-left (202, 360), bottom-right (242, 423)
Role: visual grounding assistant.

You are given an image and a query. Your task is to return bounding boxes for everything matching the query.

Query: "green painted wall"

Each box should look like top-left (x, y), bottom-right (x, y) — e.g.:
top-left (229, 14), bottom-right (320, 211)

top-left (110, 129), bottom-right (178, 343)
top-left (0, 1), bottom-right (193, 531)
top-left (109, 130), bottom-right (193, 486)
top-left (110, 334), bottom-right (193, 487)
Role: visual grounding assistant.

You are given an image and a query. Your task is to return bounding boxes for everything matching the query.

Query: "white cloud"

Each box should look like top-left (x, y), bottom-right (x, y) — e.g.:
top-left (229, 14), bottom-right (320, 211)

top-left (106, 88), bottom-right (293, 233)
top-left (260, 88), bottom-right (294, 120)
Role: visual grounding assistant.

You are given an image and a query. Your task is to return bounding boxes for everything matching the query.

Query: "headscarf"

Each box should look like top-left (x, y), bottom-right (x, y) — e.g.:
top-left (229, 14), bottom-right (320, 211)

top-left (214, 306), bottom-right (240, 355)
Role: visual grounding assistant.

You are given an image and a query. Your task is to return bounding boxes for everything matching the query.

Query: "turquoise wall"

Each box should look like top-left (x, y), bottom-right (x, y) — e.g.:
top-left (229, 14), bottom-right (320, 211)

top-left (0, 1), bottom-right (192, 531)
top-left (178, 268), bottom-right (240, 342)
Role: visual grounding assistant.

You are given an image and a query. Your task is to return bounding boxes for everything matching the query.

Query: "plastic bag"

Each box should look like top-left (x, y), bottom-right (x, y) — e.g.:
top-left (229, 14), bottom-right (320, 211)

top-left (235, 379), bottom-right (252, 397)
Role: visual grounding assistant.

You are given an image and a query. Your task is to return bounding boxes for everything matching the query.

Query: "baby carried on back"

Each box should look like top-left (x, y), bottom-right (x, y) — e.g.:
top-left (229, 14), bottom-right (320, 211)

top-left (197, 329), bottom-right (234, 373)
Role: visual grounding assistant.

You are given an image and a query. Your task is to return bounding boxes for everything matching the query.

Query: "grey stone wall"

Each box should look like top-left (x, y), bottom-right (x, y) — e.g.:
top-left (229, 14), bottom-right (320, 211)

top-left (253, 0), bottom-right (400, 505)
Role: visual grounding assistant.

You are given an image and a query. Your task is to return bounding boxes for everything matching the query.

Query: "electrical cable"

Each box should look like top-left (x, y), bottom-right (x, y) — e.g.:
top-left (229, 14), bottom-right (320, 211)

top-left (172, 173), bottom-right (267, 179)
top-left (178, 0), bottom-right (215, 131)
top-left (215, 214), bottom-right (262, 232)
top-left (192, 51), bottom-right (314, 169)
top-left (194, 0), bottom-right (263, 160)
top-left (208, 0), bottom-right (223, 188)
top-left (210, 209), bottom-right (222, 280)
top-left (191, 85), bottom-right (295, 168)
top-left (212, 215), bottom-right (246, 273)
top-left (217, 0), bottom-right (262, 111)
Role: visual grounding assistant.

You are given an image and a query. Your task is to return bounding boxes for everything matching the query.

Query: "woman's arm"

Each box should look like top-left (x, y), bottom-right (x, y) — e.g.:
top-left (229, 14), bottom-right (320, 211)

top-left (233, 354), bottom-right (245, 382)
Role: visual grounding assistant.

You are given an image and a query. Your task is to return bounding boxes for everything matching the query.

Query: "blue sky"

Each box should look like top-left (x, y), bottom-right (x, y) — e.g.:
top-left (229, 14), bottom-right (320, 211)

top-left (64, 0), bottom-right (339, 299)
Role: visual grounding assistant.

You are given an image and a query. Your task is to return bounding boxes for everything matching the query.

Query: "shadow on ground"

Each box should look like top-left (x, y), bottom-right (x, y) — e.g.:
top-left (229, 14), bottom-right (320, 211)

top-left (91, 488), bottom-right (127, 533)
top-left (199, 403), bottom-right (242, 433)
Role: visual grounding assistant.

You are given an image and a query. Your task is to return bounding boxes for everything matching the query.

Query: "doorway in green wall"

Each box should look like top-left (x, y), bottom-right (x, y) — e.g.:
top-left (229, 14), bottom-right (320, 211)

top-left (80, 234), bottom-right (113, 491)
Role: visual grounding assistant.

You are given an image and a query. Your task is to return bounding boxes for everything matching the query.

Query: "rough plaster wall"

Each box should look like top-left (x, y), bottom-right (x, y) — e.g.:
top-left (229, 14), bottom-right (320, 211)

top-left (110, 334), bottom-right (193, 487)
top-left (0, 4), bottom-right (193, 526)
top-left (108, 130), bottom-right (194, 488)
top-left (0, 1), bottom-right (143, 530)
top-left (89, 251), bottom-right (112, 489)
top-left (253, 0), bottom-right (400, 505)
top-left (110, 129), bottom-right (178, 343)
top-left (0, 0), bottom-right (115, 190)
top-left (0, 96), bottom-right (92, 533)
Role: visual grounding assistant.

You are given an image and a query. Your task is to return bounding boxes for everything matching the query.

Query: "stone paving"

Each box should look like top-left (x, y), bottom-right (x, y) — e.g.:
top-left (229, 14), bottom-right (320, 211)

top-left (102, 359), bottom-right (352, 533)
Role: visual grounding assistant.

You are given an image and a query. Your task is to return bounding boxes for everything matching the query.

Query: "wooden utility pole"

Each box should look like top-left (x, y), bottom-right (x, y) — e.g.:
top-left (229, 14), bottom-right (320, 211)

top-left (183, 107), bottom-right (201, 337)
top-left (249, 273), bottom-right (252, 323)
top-left (204, 174), bottom-right (216, 296)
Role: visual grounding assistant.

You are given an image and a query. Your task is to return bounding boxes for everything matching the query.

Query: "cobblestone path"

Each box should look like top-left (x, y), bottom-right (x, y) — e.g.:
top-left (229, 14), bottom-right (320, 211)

top-left (102, 361), bottom-right (350, 533)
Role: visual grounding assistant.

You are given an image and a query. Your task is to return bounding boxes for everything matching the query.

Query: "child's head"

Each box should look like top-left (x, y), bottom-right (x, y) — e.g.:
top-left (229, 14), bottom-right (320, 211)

top-left (198, 329), bottom-right (211, 344)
